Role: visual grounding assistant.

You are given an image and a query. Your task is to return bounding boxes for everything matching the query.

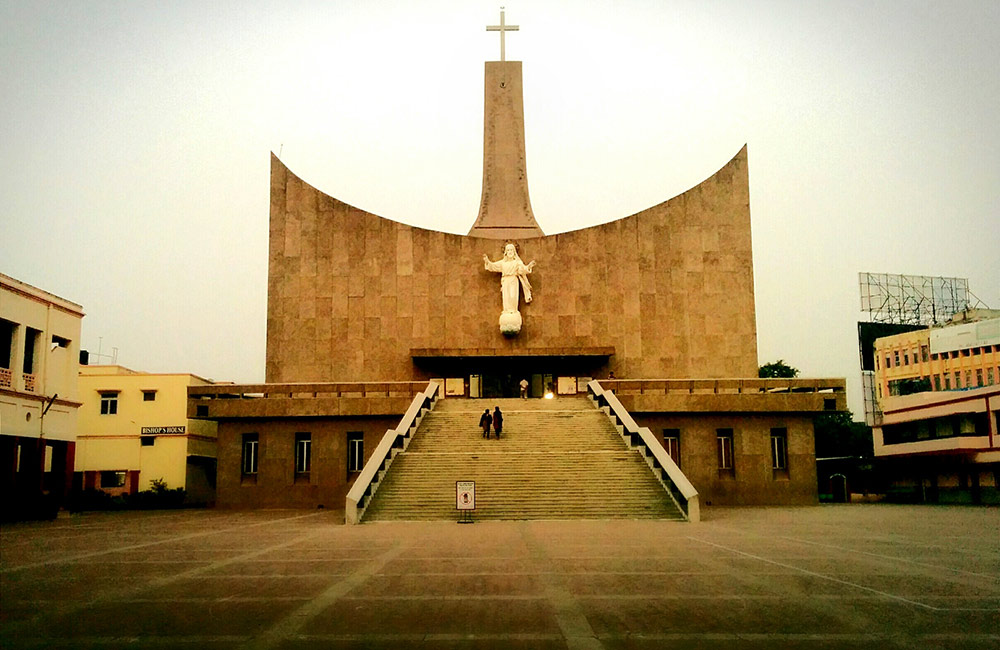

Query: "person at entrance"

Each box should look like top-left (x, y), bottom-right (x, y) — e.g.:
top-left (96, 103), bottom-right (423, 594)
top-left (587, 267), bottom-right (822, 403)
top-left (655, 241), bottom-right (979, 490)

top-left (492, 406), bottom-right (503, 439)
top-left (519, 378), bottom-right (528, 399)
top-left (479, 409), bottom-right (492, 438)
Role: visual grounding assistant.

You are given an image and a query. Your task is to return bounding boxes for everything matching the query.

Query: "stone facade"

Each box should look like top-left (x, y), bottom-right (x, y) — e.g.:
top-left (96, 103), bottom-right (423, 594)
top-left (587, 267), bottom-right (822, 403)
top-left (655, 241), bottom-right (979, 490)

top-left (644, 413), bottom-right (819, 505)
top-left (198, 55), bottom-right (844, 513)
top-left (612, 378), bottom-right (846, 506)
top-left (266, 145), bottom-right (757, 383)
top-left (214, 416), bottom-right (396, 509)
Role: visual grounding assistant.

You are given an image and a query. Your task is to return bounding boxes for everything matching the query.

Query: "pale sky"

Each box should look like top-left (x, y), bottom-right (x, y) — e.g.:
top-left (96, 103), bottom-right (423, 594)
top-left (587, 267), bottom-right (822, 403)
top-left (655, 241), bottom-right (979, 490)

top-left (2, 0), bottom-right (998, 416)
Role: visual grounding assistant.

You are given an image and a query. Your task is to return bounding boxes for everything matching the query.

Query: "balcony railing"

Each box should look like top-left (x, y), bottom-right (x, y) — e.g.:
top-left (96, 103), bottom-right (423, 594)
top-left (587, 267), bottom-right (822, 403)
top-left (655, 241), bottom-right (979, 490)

top-left (0, 367), bottom-right (11, 389)
top-left (23, 372), bottom-right (36, 393)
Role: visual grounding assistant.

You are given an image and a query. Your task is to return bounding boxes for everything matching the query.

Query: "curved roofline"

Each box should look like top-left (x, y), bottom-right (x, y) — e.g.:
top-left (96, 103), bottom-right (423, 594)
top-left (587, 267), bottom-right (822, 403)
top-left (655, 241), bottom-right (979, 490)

top-left (271, 142), bottom-right (748, 240)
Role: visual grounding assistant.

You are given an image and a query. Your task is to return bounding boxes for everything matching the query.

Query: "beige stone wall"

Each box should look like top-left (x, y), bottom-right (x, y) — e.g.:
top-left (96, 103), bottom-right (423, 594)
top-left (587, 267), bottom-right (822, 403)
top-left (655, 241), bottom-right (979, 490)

top-left (216, 417), bottom-right (396, 509)
top-left (637, 412), bottom-right (819, 506)
top-left (267, 146), bottom-right (757, 383)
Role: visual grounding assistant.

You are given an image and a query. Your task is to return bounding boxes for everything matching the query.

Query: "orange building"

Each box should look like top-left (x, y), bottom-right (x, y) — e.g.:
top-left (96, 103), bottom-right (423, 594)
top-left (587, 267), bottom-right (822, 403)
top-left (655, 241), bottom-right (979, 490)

top-left (873, 312), bottom-right (999, 402)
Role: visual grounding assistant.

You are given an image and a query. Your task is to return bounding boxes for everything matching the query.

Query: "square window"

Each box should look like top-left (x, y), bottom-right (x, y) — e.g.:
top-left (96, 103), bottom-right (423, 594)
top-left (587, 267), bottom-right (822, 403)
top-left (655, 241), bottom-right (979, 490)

top-left (295, 432), bottom-right (311, 474)
top-left (100, 471), bottom-right (126, 488)
top-left (242, 433), bottom-right (259, 475)
top-left (142, 391), bottom-right (156, 402)
top-left (140, 436), bottom-right (155, 447)
top-left (100, 392), bottom-right (118, 415)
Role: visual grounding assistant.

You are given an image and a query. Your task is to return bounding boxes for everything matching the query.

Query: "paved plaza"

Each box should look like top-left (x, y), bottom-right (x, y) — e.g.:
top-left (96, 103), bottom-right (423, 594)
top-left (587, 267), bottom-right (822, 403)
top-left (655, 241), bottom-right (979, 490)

top-left (1, 505), bottom-right (997, 649)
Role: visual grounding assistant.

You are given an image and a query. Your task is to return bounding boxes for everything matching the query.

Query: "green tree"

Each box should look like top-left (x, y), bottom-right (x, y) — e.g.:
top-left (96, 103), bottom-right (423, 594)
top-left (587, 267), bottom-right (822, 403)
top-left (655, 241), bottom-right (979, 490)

top-left (813, 411), bottom-right (873, 459)
top-left (758, 360), bottom-right (799, 378)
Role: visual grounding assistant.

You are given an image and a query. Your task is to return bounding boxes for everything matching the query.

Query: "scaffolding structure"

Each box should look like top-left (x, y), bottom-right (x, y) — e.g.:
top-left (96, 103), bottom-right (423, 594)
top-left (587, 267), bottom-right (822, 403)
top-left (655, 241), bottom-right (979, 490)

top-left (857, 272), bottom-right (989, 425)
top-left (859, 272), bottom-right (972, 326)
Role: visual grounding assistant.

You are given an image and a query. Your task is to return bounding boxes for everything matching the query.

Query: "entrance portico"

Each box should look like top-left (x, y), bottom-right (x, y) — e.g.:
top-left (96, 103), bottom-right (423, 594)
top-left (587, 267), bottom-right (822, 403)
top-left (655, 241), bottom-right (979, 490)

top-left (411, 347), bottom-right (614, 398)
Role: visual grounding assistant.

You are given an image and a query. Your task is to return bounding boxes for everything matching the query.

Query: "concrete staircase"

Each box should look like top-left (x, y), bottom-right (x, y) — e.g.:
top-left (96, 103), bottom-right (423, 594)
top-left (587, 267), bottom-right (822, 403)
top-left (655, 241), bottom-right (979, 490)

top-left (363, 395), bottom-right (684, 521)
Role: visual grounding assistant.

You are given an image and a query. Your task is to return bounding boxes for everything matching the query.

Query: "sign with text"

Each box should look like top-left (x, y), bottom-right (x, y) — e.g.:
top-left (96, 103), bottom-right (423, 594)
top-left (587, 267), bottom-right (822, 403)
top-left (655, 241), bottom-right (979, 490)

top-left (456, 481), bottom-right (476, 510)
top-left (140, 426), bottom-right (186, 435)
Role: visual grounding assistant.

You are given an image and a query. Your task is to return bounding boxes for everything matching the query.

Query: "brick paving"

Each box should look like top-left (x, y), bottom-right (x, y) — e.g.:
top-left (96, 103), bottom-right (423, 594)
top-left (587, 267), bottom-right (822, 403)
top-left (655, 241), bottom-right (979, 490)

top-left (1, 506), bottom-right (998, 649)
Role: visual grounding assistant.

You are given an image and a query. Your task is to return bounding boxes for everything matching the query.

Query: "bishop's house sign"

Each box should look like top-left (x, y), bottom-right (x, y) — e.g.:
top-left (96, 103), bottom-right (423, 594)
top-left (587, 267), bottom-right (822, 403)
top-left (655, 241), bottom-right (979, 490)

top-left (140, 426), bottom-right (186, 435)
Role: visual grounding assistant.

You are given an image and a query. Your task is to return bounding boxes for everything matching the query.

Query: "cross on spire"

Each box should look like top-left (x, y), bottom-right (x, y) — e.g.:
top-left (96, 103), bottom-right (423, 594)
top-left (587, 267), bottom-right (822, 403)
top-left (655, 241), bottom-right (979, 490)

top-left (486, 7), bottom-right (519, 62)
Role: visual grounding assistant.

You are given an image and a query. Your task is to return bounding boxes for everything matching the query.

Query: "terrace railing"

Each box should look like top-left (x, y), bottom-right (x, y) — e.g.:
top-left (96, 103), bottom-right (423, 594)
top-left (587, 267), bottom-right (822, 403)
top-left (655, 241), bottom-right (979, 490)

top-left (188, 381), bottom-right (431, 401)
top-left (599, 377), bottom-right (846, 395)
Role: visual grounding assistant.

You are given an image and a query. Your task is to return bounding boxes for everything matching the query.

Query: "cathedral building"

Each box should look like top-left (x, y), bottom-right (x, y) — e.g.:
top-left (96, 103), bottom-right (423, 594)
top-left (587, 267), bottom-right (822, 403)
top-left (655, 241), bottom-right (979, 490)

top-left (190, 14), bottom-right (845, 515)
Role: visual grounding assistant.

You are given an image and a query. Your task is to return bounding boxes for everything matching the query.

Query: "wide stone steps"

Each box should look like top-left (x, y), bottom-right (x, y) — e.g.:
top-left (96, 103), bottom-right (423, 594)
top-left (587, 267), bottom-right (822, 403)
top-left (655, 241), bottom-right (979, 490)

top-left (409, 409), bottom-right (625, 453)
top-left (363, 396), bottom-right (683, 521)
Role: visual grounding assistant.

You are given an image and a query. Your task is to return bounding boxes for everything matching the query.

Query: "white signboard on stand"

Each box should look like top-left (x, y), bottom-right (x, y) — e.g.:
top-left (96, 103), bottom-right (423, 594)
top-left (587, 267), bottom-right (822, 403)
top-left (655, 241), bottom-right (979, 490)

top-left (456, 481), bottom-right (476, 510)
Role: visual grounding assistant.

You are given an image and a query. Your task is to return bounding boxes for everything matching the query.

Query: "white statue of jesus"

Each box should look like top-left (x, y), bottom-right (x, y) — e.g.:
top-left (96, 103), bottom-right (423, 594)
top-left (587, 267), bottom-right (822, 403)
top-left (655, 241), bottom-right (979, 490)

top-left (483, 243), bottom-right (536, 335)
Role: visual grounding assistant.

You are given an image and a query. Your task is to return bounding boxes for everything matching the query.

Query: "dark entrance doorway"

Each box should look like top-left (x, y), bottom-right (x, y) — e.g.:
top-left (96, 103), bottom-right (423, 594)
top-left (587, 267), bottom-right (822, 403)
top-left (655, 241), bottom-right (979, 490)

top-left (411, 347), bottom-right (614, 398)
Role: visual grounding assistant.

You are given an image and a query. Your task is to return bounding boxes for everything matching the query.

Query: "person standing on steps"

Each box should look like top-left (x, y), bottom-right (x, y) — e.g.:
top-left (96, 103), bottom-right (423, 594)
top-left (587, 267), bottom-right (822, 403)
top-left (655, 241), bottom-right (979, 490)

top-left (479, 408), bottom-right (492, 439)
top-left (493, 406), bottom-right (503, 439)
top-left (519, 378), bottom-right (528, 399)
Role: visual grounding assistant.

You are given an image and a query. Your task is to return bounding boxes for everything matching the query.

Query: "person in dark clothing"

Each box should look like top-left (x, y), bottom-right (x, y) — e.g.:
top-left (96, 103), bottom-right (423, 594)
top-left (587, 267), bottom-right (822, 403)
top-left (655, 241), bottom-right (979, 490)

top-left (479, 409), bottom-right (492, 438)
top-left (492, 406), bottom-right (503, 439)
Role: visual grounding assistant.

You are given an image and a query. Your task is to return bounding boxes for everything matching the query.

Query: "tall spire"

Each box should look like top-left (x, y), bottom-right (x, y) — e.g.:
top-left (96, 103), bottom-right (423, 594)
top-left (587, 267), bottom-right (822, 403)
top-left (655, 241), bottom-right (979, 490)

top-left (468, 10), bottom-right (544, 239)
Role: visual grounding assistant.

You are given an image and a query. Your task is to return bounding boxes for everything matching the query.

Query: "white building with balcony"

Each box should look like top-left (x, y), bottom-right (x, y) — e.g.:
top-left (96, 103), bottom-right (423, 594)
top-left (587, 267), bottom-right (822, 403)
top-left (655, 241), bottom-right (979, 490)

top-left (873, 385), bottom-right (999, 504)
top-left (0, 273), bottom-right (84, 519)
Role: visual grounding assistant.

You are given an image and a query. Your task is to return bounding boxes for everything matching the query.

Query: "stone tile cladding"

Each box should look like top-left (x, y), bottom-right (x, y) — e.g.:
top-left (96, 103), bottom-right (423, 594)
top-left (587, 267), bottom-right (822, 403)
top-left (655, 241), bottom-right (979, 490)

top-left (266, 146), bottom-right (757, 383)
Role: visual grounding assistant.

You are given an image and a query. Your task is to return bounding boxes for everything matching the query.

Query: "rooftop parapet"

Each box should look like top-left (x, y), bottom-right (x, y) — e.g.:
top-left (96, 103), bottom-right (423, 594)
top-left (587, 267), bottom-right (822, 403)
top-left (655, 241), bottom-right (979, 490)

top-left (605, 377), bottom-right (848, 414)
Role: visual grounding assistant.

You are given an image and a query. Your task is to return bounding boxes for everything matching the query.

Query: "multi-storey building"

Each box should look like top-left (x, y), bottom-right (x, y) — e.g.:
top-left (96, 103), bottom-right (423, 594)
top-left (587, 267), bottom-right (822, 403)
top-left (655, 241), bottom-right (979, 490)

top-left (871, 311), bottom-right (1000, 503)
top-left (873, 386), bottom-right (999, 503)
top-left (873, 312), bottom-right (999, 401)
top-left (0, 273), bottom-right (84, 519)
top-left (76, 365), bottom-right (219, 504)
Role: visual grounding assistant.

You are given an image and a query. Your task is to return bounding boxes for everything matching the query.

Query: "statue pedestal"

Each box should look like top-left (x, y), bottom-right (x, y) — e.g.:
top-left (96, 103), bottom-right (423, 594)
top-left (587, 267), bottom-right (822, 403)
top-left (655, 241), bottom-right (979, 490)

top-left (499, 310), bottom-right (522, 336)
